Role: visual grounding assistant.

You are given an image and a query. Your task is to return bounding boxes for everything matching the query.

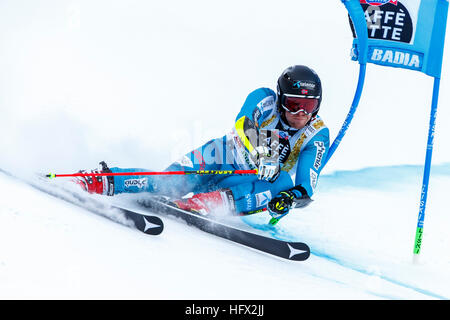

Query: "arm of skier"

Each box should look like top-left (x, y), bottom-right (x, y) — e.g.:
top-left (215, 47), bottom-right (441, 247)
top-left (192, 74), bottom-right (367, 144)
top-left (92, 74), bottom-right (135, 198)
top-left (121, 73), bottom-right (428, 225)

top-left (234, 88), bottom-right (277, 155)
top-left (268, 129), bottom-right (330, 225)
top-left (234, 88), bottom-right (280, 180)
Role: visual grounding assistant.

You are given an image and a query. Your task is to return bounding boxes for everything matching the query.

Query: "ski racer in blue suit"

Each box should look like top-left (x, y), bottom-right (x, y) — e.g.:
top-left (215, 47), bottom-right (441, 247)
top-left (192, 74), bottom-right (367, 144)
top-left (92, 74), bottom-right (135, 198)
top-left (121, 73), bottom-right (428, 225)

top-left (75, 65), bottom-right (330, 225)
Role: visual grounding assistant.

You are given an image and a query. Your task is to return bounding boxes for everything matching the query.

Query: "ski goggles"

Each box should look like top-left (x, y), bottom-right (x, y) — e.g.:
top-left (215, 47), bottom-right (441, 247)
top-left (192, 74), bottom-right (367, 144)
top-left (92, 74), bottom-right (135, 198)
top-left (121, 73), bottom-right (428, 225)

top-left (281, 95), bottom-right (319, 115)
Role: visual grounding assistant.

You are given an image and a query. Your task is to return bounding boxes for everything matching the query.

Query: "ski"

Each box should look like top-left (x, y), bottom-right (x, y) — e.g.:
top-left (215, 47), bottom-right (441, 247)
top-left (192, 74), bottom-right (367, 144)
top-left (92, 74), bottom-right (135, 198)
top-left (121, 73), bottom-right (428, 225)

top-left (136, 196), bottom-right (310, 261)
top-left (0, 168), bottom-right (309, 260)
top-left (0, 169), bottom-right (164, 236)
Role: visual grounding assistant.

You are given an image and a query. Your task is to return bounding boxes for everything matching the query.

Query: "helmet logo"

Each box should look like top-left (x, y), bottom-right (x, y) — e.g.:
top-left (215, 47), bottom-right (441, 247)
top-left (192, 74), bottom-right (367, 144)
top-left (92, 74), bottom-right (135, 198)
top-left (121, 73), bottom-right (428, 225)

top-left (301, 89), bottom-right (308, 95)
top-left (293, 81), bottom-right (302, 89)
top-left (293, 81), bottom-right (316, 90)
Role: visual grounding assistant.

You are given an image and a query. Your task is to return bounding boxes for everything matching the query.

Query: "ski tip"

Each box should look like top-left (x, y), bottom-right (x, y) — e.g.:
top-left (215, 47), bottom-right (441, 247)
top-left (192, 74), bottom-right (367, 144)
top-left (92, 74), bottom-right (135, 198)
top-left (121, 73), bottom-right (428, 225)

top-left (141, 216), bottom-right (164, 235)
top-left (286, 243), bottom-right (311, 261)
top-left (46, 173), bottom-right (56, 179)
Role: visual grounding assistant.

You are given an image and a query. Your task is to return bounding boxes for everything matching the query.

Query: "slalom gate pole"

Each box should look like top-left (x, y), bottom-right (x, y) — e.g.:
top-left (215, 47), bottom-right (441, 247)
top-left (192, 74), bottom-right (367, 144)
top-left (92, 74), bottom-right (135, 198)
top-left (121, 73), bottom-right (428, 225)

top-left (413, 77), bottom-right (441, 264)
top-left (46, 169), bottom-right (258, 179)
top-left (323, 0), bottom-right (368, 166)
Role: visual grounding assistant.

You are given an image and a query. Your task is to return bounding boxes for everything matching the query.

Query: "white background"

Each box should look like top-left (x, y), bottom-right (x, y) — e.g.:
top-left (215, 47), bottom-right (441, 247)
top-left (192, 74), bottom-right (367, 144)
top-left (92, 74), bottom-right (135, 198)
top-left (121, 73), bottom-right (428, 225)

top-left (1, 0), bottom-right (449, 174)
top-left (1, 0), bottom-right (450, 300)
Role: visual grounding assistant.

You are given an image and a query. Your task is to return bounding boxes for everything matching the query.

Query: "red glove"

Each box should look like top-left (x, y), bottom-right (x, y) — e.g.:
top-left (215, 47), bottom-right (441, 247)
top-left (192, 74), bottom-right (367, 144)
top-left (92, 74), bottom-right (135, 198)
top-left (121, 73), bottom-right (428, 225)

top-left (73, 161), bottom-right (114, 196)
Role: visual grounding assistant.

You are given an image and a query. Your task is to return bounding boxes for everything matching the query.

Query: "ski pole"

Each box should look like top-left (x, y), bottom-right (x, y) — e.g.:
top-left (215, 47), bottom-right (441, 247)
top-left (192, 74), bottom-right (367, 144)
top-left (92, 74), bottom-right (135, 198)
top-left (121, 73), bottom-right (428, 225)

top-left (46, 169), bottom-right (258, 179)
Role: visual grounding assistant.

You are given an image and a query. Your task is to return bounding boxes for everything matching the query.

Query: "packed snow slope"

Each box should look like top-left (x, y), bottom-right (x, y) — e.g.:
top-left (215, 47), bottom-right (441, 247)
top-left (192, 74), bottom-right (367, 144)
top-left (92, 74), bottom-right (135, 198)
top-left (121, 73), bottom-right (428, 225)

top-left (1, 164), bottom-right (450, 300)
top-left (1, 0), bottom-right (450, 299)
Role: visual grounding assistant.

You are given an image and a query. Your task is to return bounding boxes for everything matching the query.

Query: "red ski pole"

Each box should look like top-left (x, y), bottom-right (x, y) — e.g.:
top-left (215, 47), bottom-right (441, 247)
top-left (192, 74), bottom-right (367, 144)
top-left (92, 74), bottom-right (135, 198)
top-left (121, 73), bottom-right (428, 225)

top-left (46, 169), bottom-right (258, 179)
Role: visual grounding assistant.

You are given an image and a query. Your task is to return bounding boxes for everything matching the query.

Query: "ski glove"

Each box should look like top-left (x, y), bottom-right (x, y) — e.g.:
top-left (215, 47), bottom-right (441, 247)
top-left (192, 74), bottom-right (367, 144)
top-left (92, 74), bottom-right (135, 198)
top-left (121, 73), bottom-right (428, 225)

top-left (254, 129), bottom-right (282, 182)
top-left (74, 161), bottom-right (114, 196)
top-left (267, 186), bottom-right (313, 225)
top-left (239, 122), bottom-right (281, 182)
top-left (256, 146), bottom-right (281, 182)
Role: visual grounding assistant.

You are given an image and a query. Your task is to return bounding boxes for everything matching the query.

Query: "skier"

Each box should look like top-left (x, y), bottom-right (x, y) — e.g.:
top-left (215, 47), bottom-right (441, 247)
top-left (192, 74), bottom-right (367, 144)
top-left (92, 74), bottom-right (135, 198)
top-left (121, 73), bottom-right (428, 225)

top-left (75, 65), bottom-right (330, 225)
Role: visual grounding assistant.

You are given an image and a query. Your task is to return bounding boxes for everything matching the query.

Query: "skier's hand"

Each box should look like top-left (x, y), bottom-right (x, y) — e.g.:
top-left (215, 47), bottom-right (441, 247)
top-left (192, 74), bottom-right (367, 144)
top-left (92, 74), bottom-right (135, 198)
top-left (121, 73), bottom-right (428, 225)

top-left (73, 161), bottom-right (114, 196)
top-left (267, 189), bottom-right (302, 225)
top-left (255, 146), bottom-right (280, 182)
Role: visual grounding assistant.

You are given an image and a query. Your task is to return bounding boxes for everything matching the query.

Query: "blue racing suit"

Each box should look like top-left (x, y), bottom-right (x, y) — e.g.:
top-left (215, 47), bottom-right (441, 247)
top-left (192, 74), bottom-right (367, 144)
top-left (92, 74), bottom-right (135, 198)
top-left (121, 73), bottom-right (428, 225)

top-left (110, 88), bottom-right (329, 214)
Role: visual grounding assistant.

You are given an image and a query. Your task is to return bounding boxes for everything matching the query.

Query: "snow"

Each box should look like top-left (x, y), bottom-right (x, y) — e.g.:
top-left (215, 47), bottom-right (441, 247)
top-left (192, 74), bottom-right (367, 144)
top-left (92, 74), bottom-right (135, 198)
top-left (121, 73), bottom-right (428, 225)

top-left (2, 168), bottom-right (450, 300)
top-left (1, 0), bottom-right (450, 300)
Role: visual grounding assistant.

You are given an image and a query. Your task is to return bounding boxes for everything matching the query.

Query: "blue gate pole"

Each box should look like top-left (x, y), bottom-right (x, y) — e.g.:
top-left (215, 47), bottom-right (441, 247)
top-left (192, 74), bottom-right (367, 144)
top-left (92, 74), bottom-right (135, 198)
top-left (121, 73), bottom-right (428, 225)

top-left (324, 0), bottom-right (369, 166)
top-left (413, 76), bottom-right (441, 264)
